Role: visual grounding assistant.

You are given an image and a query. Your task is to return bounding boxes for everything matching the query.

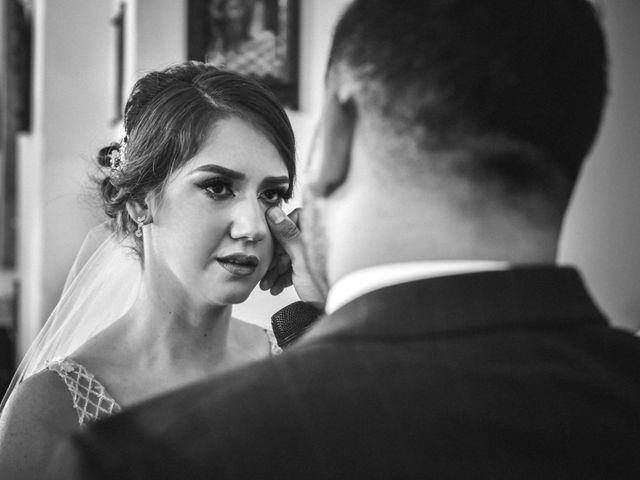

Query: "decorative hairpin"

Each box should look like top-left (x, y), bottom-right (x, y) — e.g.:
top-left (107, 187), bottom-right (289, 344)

top-left (109, 138), bottom-right (128, 181)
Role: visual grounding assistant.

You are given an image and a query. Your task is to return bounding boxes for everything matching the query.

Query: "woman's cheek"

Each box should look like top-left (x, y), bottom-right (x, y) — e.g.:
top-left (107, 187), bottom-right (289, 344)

top-left (261, 235), bottom-right (276, 276)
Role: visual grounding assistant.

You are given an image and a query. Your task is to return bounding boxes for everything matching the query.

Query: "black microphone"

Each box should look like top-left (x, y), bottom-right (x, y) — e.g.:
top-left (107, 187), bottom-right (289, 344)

top-left (271, 301), bottom-right (322, 349)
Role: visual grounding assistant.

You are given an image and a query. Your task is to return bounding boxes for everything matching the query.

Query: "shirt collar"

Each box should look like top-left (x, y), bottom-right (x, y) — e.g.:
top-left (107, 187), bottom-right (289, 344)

top-left (325, 260), bottom-right (510, 314)
top-left (299, 266), bottom-right (606, 348)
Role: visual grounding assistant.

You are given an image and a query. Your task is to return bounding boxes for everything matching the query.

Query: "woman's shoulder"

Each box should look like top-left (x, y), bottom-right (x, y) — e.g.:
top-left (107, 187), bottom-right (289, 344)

top-left (232, 318), bottom-right (281, 358)
top-left (2, 367), bottom-right (77, 429)
top-left (0, 368), bottom-right (77, 453)
top-left (0, 369), bottom-right (78, 476)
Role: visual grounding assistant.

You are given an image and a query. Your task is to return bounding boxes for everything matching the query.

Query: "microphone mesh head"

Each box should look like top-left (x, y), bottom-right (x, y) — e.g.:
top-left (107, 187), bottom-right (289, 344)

top-left (271, 301), bottom-right (321, 349)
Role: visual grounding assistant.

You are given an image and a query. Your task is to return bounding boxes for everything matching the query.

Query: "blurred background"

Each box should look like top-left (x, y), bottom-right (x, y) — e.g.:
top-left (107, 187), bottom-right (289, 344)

top-left (0, 0), bottom-right (638, 394)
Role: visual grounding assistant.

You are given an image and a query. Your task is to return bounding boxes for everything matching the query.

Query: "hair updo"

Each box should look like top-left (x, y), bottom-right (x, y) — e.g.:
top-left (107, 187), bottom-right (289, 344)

top-left (96, 61), bottom-right (296, 258)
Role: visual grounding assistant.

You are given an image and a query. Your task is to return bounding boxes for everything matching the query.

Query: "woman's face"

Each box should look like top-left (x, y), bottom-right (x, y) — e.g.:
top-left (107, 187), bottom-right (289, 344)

top-left (146, 116), bottom-right (290, 306)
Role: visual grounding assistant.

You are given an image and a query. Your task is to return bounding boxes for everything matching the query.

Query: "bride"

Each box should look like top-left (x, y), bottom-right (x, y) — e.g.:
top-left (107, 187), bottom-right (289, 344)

top-left (0, 61), bottom-right (298, 477)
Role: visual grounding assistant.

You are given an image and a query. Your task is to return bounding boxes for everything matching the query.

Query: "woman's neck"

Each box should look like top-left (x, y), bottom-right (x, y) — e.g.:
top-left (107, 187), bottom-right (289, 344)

top-left (71, 279), bottom-right (266, 408)
top-left (124, 274), bottom-right (238, 371)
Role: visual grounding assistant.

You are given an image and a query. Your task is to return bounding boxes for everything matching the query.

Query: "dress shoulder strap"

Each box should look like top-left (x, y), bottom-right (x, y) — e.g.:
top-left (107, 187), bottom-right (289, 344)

top-left (47, 357), bottom-right (121, 425)
top-left (264, 328), bottom-right (283, 356)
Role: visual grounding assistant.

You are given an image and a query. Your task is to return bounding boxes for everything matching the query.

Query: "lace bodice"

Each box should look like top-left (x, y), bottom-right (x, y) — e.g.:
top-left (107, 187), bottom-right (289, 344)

top-left (47, 329), bottom-right (280, 426)
top-left (47, 358), bottom-right (121, 426)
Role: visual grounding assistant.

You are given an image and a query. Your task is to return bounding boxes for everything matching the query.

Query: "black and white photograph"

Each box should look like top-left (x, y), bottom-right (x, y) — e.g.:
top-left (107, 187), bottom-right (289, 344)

top-left (0, 1), bottom-right (640, 478)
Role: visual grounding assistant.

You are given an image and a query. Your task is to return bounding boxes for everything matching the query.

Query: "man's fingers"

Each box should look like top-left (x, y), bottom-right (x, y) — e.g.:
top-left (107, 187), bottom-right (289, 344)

top-left (270, 283), bottom-right (284, 296)
top-left (267, 207), bottom-right (302, 243)
top-left (263, 206), bottom-right (311, 298)
top-left (261, 249), bottom-right (292, 290)
top-left (287, 208), bottom-right (301, 225)
top-left (270, 272), bottom-right (292, 296)
top-left (265, 244), bottom-right (285, 275)
top-left (260, 261), bottom-right (288, 290)
top-left (260, 270), bottom-right (277, 290)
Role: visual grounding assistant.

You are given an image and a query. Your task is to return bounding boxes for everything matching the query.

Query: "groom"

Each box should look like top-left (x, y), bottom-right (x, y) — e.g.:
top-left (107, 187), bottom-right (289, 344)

top-left (49, 0), bottom-right (640, 478)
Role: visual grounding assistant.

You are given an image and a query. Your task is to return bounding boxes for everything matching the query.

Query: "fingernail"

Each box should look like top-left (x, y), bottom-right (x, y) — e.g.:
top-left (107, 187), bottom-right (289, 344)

top-left (268, 207), bottom-right (286, 224)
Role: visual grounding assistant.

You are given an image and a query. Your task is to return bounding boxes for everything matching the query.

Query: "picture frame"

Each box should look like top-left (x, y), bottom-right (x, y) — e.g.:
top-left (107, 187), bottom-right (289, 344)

top-left (111, 2), bottom-right (126, 125)
top-left (187, 0), bottom-right (300, 110)
top-left (1, 0), bottom-right (31, 268)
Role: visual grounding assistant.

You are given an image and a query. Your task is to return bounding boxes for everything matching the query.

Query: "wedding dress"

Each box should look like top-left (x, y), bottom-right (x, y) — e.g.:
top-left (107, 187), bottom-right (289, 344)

top-left (46, 333), bottom-right (281, 426)
top-left (47, 358), bottom-right (121, 425)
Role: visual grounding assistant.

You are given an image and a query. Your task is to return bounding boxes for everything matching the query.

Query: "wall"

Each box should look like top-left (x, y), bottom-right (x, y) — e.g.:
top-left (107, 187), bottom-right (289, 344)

top-left (559, 1), bottom-right (640, 331)
top-left (18, 0), bottom-right (119, 356)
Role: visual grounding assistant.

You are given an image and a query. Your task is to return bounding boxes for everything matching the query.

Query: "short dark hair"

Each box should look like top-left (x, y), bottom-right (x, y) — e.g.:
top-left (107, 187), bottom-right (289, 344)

top-left (329, 0), bottom-right (607, 197)
top-left (96, 62), bottom-right (296, 256)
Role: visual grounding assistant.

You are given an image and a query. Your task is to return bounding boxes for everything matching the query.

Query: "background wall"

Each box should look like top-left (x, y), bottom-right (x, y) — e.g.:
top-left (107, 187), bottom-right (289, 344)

top-left (17, 0), bottom-right (119, 355)
top-left (558, 1), bottom-right (640, 331)
top-left (13, 0), bottom-right (639, 357)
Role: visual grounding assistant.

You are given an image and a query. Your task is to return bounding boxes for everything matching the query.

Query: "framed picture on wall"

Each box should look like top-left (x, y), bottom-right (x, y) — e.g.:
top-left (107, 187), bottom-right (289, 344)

top-left (1, 0), bottom-right (31, 268)
top-left (187, 0), bottom-right (300, 110)
top-left (111, 2), bottom-right (126, 125)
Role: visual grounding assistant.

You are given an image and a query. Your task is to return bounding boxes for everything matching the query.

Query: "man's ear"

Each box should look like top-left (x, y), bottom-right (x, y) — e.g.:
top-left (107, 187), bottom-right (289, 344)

top-left (307, 92), bottom-right (356, 198)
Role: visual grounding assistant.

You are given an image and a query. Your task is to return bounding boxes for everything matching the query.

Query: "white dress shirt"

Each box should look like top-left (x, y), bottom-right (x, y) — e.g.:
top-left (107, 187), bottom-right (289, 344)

top-left (325, 261), bottom-right (510, 314)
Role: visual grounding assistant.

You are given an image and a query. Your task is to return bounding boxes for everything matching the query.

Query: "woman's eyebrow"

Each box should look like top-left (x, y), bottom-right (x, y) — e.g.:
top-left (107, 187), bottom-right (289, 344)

top-left (189, 164), bottom-right (246, 180)
top-left (259, 176), bottom-right (290, 189)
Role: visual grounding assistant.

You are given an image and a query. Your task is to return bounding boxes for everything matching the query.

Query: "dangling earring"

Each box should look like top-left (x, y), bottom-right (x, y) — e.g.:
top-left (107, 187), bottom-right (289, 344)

top-left (135, 216), bottom-right (146, 238)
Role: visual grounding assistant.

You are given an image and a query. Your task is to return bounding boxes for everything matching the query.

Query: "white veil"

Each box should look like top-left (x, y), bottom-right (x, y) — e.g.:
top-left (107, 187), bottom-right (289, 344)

top-left (0, 223), bottom-right (142, 412)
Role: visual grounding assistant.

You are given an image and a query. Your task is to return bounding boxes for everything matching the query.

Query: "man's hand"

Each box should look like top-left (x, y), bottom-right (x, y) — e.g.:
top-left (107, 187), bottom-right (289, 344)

top-left (261, 207), bottom-right (327, 308)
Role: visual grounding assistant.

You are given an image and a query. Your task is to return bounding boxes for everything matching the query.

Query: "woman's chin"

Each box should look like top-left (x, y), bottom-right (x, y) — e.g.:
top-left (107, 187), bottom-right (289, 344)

top-left (207, 285), bottom-right (256, 306)
top-left (226, 291), bottom-right (253, 305)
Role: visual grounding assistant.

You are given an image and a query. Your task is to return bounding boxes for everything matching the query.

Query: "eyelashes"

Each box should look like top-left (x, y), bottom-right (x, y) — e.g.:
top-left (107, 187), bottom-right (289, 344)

top-left (198, 178), bottom-right (234, 200)
top-left (260, 190), bottom-right (285, 205)
top-left (196, 177), bottom-right (288, 205)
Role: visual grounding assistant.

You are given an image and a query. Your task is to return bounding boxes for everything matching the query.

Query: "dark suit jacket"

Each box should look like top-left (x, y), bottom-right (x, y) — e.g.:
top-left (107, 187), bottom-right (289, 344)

top-left (49, 267), bottom-right (640, 479)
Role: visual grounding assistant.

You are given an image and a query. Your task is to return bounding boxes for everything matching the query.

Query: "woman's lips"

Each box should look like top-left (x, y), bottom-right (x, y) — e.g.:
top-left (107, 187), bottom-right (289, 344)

top-left (216, 254), bottom-right (259, 277)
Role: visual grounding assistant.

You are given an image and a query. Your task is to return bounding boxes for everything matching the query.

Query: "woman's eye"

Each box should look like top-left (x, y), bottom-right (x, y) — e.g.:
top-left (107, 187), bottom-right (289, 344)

top-left (260, 189), bottom-right (285, 205)
top-left (202, 180), bottom-right (234, 199)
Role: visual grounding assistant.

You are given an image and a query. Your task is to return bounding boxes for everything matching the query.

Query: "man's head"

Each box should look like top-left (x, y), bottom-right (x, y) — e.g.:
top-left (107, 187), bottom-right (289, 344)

top-left (303, 0), bottom-right (608, 287)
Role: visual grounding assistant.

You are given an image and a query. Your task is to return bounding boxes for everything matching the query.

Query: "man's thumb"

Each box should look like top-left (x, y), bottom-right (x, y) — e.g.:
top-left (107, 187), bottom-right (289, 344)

top-left (267, 207), bottom-right (301, 242)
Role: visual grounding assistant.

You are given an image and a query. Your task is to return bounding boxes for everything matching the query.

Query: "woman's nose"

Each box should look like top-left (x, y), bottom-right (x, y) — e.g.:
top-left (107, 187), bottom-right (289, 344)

top-left (228, 198), bottom-right (268, 242)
